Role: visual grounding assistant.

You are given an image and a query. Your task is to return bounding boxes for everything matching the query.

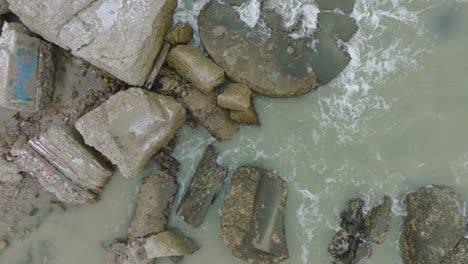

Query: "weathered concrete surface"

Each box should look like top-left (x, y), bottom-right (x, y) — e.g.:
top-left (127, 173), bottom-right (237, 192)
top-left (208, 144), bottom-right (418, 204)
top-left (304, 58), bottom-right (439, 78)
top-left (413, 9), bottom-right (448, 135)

top-left (400, 186), bottom-right (465, 264)
top-left (221, 166), bottom-right (288, 263)
top-left (7, 0), bottom-right (177, 86)
top-left (199, 0), bottom-right (358, 97)
top-left (0, 160), bottom-right (22, 183)
top-left (167, 45), bottom-right (225, 93)
top-left (11, 136), bottom-right (96, 204)
top-left (362, 196), bottom-right (392, 244)
top-left (0, 22), bottom-right (55, 112)
top-left (28, 125), bottom-right (112, 194)
top-left (75, 88), bottom-right (186, 178)
top-left (217, 83), bottom-right (251, 111)
top-left (180, 86), bottom-right (239, 141)
top-left (144, 229), bottom-right (199, 258)
top-left (441, 238), bottom-right (468, 264)
top-left (0, 0), bottom-right (8, 15)
top-left (129, 170), bottom-right (178, 239)
top-left (177, 145), bottom-right (227, 228)
top-left (106, 239), bottom-right (151, 264)
top-left (231, 102), bottom-right (260, 126)
top-left (166, 23), bottom-right (194, 45)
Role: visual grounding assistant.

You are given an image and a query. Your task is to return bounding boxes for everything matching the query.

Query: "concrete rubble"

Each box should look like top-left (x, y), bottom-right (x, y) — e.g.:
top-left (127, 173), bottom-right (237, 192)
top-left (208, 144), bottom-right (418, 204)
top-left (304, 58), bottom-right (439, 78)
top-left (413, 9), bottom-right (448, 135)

top-left (106, 239), bottom-right (151, 264)
top-left (75, 88), bottom-right (186, 178)
top-left (28, 125), bottom-right (112, 194)
top-left (129, 170), bottom-right (178, 240)
top-left (167, 45), bottom-right (225, 93)
top-left (11, 135), bottom-right (96, 204)
top-left (230, 102), bottom-right (260, 126)
top-left (221, 166), bottom-right (289, 263)
top-left (144, 229), bottom-right (199, 258)
top-left (165, 23), bottom-right (194, 45)
top-left (7, 0), bottom-right (177, 86)
top-left (0, 22), bottom-right (55, 113)
top-left (217, 83), bottom-right (252, 112)
top-left (177, 144), bottom-right (227, 228)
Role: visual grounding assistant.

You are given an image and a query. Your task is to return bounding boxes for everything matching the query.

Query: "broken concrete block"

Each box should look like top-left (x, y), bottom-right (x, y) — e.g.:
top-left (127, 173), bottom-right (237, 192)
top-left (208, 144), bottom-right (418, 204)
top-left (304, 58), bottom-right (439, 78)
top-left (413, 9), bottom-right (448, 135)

top-left (11, 136), bottom-right (96, 204)
top-left (231, 102), bottom-right (260, 126)
top-left (177, 145), bottom-right (227, 228)
top-left (28, 125), bottom-right (113, 194)
top-left (167, 45), bottom-right (225, 93)
top-left (217, 83), bottom-right (251, 111)
top-left (129, 170), bottom-right (178, 240)
top-left (0, 22), bottom-right (55, 113)
top-left (203, 107), bottom-right (240, 141)
top-left (221, 166), bottom-right (289, 263)
top-left (166, 23), bottom-right (194, 45)
top-left (7, 0), bottom-right (177, 86)
top-left (106, 239), bottom-right (151, 264)
top-left (0, 160), bottom-right (22, 183)
top-left (144, 229), bottom-right (199, 259)
top-left (75, 88), bottom-right (186, 178)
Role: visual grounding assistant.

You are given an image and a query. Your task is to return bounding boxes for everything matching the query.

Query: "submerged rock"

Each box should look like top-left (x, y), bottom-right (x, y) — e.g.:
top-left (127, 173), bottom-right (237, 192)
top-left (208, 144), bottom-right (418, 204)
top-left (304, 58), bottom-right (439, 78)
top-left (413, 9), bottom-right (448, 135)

top-left (0, 22), bottom-right (55, 113)
top-left (198, 0), bottom-right (358, 97)
top-left (221, 166), bottom-right (288, 263)
top-left (129, 170), bottom-right (178, 239)
top-left (28, 125), bottom-right (112, 194)
top-left (11, 136), bottom-right (96, 204)
top-left (75, 88), bottom-right (186, 178)
top-left (362, 196), bottom-right (392, 244)
top-left (217, 83), bottom-right (252, 112)
top-left (166, 23), bottom-right (194, 45)
top-left (401, 186), bottom-right (465, 264)
top-left (144, 229), bottom-right (199, 259)
top-left (167, 45), bottom-right (225, 93)
top-left (177, 145), bottom-right (227, 228)
top-left (7, 0), bottom-right (177, 86)
top-left (106, 239), bottom-right (151, 264)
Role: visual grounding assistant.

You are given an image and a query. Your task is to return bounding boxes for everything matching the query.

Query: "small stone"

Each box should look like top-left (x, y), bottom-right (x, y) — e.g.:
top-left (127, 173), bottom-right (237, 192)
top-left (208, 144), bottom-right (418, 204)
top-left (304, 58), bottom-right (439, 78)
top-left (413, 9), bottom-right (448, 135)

top-left (165, 23), bottom-right (194, 45)
top-left (217, 83), bottom-right (252, 111)
top-left (144, 229), bottom-right (199, 259)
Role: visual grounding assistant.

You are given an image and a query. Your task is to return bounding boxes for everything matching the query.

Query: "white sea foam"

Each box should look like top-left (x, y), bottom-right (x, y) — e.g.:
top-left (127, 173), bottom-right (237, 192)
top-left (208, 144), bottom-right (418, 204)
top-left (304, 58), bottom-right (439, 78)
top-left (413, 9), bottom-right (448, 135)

top-left (234, 0), bottom-right (261, 28)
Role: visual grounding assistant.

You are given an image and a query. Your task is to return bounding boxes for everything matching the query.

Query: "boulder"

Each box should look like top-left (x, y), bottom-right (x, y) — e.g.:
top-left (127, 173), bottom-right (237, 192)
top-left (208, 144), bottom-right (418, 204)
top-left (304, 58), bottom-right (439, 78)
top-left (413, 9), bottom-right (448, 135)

top-left (75, 88), bottom-right (186, 178)
top-left (129, 170), bottom-right (178, 239)
top-left (0, 22), bottom-right (55, 113)
top-left (11, 136), bottom-right (96, 204)
top-left (106, 239), bottom-right (151, 264)
top-left (7, 0), bottom-right (177, 86)
top-left (217, 83), bottom-right (252, 111)
top-left (221, 166), bottom-right (288, 263)
top-left (400, 186), bottom-right (465, 264)
top-left (177, 144), bottom-right (227, 228)
top-left (198, 0), bottom-right (358, 97)
top-left (231, 102), bottom-right (260, 126)
top-left (441, 238), bottom-right (468, 264)
top-left (167, 45), bottom-right (225, 93)
top-left (340, 198), bottom-right (365, 236)
top-left (180, 86), bottom-right (239, 141)
top-left (166, 23), bottom-right (194, 45)
top-left (0, 160), bottom-right (22, 183)
top-left (28, 125), bottom-right (112, 194)
top-left (362, 196), bottom-right (392, 244)
top-left (144, 229), bottom-right (199, 259)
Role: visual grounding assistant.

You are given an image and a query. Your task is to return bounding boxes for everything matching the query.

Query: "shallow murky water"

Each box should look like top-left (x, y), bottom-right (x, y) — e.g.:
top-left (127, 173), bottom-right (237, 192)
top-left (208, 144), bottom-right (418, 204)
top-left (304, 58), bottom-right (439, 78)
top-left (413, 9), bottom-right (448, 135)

top-left (2, 0), bottom-right (468, 263)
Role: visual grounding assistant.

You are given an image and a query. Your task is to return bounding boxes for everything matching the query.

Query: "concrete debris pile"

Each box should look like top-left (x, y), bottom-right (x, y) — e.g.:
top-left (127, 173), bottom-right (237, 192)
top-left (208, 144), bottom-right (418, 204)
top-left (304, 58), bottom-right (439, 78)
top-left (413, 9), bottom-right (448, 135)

top-left (0, 22), bottom-right (55, 113)
top-left (328, 196), bottom-right (392, 264)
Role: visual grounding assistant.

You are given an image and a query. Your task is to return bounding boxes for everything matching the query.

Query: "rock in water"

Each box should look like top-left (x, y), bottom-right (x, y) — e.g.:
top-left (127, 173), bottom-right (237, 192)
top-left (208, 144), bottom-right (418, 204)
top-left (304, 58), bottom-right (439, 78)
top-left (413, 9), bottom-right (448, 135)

top-left (401, 186), bottom-right (465, 264)
top-left (75, 88), bottom-right (186, 178)
top-left (177, 145), bottom-right (227, 228)
top-left (441, 238), bottom-right (468, 264)
top-left (166, 23), bottom-right (194, 45)
top-left (6, 0), bottom-right (177, 86)
top-left (198, 0), bottom-right (358, 97)
top-left (129, 170), bottom-right (178, 239)
top-left (362, 196), bottom-right (392, 244)
top-left (28, 125), bottom-right (112, 194)
top-left (230, 102), bottom-right (260, 126)
top-left (340, 198), bottom-right (365, 236)
top-left (144, 229), bottom-right (199, 258)
top-left (11, 136), bottom-right (96, 204)
top-left (217, 83), bottom-right (252, 111)
top-left (0, 22), bottom-right (55, 113)
top-left (221, 166), bottom-right (288, 263)
top-left (106, 239), bottom-right (151, 264)
top-left (167, 45), bottom-right (225, 93)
